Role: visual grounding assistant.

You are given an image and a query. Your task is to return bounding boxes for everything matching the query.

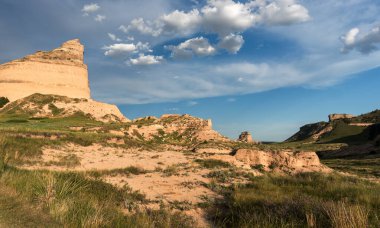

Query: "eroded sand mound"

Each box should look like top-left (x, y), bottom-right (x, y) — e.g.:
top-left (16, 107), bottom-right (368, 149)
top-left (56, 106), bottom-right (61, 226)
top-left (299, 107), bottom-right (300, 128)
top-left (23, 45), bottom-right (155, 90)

top-left (127, 114), bottom-right (230, 142)
top-left (233, 149), bottom-right (330, 173)
top-left (0, 93), bottom-right (129, 123)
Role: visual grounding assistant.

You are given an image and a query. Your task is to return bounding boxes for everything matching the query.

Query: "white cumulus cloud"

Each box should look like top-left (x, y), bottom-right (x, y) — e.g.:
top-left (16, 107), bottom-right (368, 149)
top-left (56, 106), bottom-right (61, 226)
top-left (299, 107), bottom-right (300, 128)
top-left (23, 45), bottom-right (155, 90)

top-left (129, 54), bottom-right (164, 65)
top-left (82, 3), bottom-right (100, 16)
top-left (119, 18), bottom-right (162, 37)
top-left (103, 42), bottom-right (152, 57)
top-left (160, 9), bottom-right (202, 36)
top-left (201, 0), bottom-right (258, 36)
top-left (218, 33), bottom-right (245, 53)
top-left (168, 37), bottom-right (216, 59)
top-left (103, 43), bottom-right (137, 56)
top-left (117, 0), bottom-right (310, 57)
top-left (342, 28), bottom-right (360, 46)
top-left (120, 0), bottom-right (310, 38)
top-left (260, 0), bottom-right (311, 26)
top-left (341, 25), bottom-right (380, 54)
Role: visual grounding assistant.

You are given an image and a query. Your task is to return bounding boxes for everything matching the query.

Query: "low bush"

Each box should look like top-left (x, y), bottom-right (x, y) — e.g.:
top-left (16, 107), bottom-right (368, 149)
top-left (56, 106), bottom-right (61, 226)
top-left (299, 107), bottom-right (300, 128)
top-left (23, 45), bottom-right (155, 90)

top-left (0, 97), bottom-right (9, 108)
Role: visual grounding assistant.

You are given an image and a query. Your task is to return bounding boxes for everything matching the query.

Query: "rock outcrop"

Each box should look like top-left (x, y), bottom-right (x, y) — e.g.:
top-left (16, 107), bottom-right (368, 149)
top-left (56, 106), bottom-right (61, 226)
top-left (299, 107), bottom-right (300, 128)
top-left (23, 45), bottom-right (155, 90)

top-left (0, 39), bottom-right (130, 123)
top-left (127, 114), bottom-right (229, 142)
top-left (238, 131), bottom-right (254, 143)
top-left (0, 39), bottom-right (90, 101)
top-left (287, 110), bottom-right (380, 143)
top-left (328, 113), bottom-right (355, 122)
top-left (286, 122), bottom-right (330, 142)
top-left (234, 149), bottom-right (330, 173)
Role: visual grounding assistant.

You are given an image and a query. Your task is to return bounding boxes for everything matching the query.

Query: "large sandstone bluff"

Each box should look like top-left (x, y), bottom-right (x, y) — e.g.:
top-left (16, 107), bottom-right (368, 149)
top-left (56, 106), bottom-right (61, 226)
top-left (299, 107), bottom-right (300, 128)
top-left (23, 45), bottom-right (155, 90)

top-left (0, 39), bottom-right (90, 101)
top-left (0, 39), bottom-right (128, 123)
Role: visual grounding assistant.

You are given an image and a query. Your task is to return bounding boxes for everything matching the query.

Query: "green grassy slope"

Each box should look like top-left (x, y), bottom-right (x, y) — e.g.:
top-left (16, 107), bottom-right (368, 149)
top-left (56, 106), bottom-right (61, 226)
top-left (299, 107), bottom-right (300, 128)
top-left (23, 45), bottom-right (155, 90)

top-left (318, 121), bottom-right (368, 144)
top-left (322, 158), bottom-right (380, 179)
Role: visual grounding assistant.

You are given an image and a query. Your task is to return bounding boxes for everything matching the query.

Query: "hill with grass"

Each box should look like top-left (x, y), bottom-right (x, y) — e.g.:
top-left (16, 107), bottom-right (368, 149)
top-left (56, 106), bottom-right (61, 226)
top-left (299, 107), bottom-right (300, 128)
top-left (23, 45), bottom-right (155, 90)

top-left (0, 93), bottom-right (129, 123)
top-left (286, 110), bottom-right (380, 145)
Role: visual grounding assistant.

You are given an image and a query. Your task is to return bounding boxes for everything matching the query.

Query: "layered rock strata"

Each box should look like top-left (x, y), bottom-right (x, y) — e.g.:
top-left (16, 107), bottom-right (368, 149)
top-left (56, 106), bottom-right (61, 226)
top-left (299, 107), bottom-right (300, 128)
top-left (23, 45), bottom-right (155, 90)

top-left (0, 39), bottom-right (90, 101)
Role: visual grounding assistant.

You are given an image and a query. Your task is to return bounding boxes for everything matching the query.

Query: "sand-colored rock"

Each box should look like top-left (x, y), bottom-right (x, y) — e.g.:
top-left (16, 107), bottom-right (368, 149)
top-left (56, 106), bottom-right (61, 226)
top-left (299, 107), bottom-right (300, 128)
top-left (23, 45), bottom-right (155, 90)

top-left (127, 124), bottom-right (165, 140)
top-left (328, 113), bottom-right (355, 122)
top-left (238, 131), bottom-right (254, 143)
top-left (0, 39), bottom-right (90, 101)
top-left (127, 114), bottom-right (229, 142)
top-left (159, 114), bottom-right (227, 141)
top-left (233, 149), bottom-right (330, 173)
top-left (311, 125), bottom-right (333, 140)
top-left (194, 147), bottom-right (232, 154)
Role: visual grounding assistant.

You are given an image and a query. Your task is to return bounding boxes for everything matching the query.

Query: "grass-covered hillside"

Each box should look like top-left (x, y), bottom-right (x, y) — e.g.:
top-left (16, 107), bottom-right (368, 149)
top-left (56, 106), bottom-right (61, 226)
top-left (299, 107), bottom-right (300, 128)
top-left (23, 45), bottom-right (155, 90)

top-left (287, 110), bottom-right (380, 145)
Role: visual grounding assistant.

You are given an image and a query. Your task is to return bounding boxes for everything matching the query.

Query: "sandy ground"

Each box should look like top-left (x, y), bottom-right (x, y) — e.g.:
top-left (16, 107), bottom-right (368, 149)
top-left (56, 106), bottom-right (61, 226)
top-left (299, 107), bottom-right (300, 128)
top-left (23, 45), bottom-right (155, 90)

top-left (20, 143), bottom-right (330, 227)
top-left (22, 144), bottom-right (236, 227)
top-left (25, 144), bottom-right (189, 171)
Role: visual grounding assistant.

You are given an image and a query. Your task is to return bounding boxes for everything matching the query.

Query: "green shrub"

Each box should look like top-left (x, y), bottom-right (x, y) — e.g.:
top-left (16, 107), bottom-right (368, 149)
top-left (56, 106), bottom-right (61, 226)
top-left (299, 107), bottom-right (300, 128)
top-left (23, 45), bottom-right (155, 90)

top-left (269, 162), bottom-right (278, 170)
top-left (195, 159), bottom-right (232, 169)
top-left (0, 97), bottom-right (9, 108)
top-left (48, 103), bottom-right (64, 116)
top-left (251, 164), bottom-right (265, 171)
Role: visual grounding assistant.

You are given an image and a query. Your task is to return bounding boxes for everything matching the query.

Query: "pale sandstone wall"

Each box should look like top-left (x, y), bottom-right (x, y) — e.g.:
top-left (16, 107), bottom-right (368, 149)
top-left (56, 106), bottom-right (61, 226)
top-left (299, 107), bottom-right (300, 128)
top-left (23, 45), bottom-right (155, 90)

top-left (328, 113), bottom-right (355, 122)
top-left (0, 39), bottom-right (90, 101)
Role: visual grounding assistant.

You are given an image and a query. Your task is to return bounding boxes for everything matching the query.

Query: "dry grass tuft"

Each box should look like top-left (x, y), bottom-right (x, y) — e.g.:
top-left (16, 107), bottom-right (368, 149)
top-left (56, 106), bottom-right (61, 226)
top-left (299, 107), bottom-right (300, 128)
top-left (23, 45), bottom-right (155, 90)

top-left (323, 201), bottom-right (368, 228)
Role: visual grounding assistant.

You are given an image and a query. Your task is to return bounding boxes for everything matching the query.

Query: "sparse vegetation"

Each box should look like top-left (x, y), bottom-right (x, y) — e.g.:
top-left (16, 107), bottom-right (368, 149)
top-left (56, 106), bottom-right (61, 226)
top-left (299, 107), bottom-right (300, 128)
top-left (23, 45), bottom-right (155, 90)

top-left (0, 167), bottom-right (194, 227)
top-left (322, 158), bottom-right (380, 178)
top-left (48, 154), bottom-right (81, 168)
top-left (48, 103), bottom-right (64, 115)
top-left (195, 159), bottom-right (232, 169)
top-left (209, 173), bottom-right (380, 227)
top-left (88, 166), bottom-right (148, 178)
top-left (251, 164), bottom-right (265, 172)
top-left (162, 164), bottom-right (180, 177)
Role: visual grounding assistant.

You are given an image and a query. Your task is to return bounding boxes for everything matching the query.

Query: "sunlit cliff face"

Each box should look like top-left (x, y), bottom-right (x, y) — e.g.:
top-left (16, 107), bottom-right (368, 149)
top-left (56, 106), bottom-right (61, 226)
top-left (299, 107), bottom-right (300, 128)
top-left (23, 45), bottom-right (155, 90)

top-left (0, 39), bottom-right (90, 101)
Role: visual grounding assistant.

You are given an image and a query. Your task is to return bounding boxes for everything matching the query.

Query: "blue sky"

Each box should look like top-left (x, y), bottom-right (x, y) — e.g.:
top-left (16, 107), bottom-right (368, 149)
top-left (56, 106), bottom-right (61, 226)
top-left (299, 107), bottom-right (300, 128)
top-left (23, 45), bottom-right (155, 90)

top-left (1, 0), bottom-right (380, 141)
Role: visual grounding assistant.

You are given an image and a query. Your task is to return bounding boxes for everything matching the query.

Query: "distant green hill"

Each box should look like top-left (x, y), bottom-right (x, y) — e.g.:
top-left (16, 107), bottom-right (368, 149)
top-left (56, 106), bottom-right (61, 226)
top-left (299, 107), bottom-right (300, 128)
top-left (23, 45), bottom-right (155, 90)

top-left (286, 110), bottom-right (380, 145)
top-left (349, 110), bottom-right (380, 123)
